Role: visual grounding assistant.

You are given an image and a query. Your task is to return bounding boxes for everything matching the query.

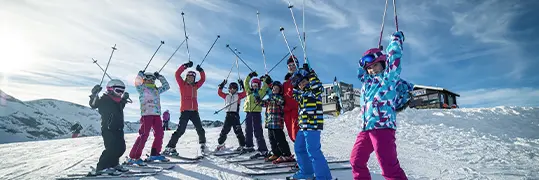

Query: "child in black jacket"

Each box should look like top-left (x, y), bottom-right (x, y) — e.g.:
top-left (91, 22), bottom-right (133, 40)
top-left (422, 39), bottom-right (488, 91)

top-left (89, 79), bottom-right (130, 175)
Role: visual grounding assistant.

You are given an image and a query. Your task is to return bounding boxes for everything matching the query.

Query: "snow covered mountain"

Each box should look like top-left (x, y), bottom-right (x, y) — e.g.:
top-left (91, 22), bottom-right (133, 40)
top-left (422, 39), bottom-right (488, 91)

top-left (0, 105), bottom-right (537, 179)
top-left (0, 90), bottom-right (179, 144)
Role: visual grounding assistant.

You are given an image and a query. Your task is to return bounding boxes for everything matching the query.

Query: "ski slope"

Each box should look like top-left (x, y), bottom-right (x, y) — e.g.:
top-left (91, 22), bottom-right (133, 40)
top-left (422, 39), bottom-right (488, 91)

top-left (0, 106), bottom-right (538, 180)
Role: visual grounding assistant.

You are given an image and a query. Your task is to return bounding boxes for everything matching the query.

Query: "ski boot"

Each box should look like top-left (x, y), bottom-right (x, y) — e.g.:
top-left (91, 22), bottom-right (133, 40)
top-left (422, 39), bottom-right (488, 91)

top-left (273, 155), bottom-right (296, 164)
top-left (265, 154), bottom-right (279, 162)
top-left (200, 143), bottom-right (209, 155)
top-left (146, 155), bottom-right (170, 162)
top-left (249, 151), bottom-right (268, 159)
top-left (240, 146), bottom-right (255, 154)
top-left (126, 158), bottom-right (147, 166)
top-left (90, 167), bottom-right (121, 176)
top-left (286, 172), bottom-right (315, 180)
top-left (162, 147), bottom-right (179, 156)
top-left (113, 164), bottom-right (129, 172)
top-left (214, 143), bottom-right (226, 152)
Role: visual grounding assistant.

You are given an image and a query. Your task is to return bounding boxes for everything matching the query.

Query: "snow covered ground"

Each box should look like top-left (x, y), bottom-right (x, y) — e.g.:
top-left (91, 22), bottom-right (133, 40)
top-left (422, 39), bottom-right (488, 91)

top-left (0, 106), bottom-right (538, 180)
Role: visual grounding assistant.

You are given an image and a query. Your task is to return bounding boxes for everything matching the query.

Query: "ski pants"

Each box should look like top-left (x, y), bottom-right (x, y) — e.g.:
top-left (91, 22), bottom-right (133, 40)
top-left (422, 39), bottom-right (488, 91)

top-left (350, 129), bottom-right (407, 180)
top-left (244, 112), bottom-right (268, 152)
top-left (284, 109), bottom-right (299, 142)
top-left (129, 115), bottom-right (164, 159)
top-left (96, 128), bottom-right (126, 171)
top-left (167, 111), bottom-right (206, 148)
top-left (218, 112), bottom-right (246, 146)
top-left (72, 133), bottom-right (79, 138)
top-left (163, 120), bottom-right (169, 130)
top-left (295, 130), bottom-right (332, 180)
top-left (268, 129), bottom-right (292, 157)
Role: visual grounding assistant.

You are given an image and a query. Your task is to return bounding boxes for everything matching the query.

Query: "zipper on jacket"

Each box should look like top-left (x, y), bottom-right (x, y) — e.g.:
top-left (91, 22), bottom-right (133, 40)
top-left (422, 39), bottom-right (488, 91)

top-left (108, 113), bottom-right (114, 129)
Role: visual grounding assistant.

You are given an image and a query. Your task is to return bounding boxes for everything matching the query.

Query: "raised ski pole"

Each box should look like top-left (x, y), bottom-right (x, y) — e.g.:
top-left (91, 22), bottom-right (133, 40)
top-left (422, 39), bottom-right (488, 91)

top-left (158, 37), bottom-right (187, 73)
top-left (378, 0), bottom-right (389, 50)
top-left (214, 98), bottom-right (242, 114)
top-left (267, 46), bottom-right (297, 74)
top-left (302, 0), bottom-right (307, 64)
top-left (234, 49), bottom-right (241, 81)
top-left (279, 27), bottom-right (299, 69)
top-left (181, 12), bottom-right (192, 62)
top-left (143, 41), bottom-right (165, 72)
top-left (393, 0), bottom-right (399, 31)
top-left (225, 44), bottom-right (255, 72)
top-left (287, 2), bottom-right (306, 63)
top-left (199, 35), bottom-right (220, 66)
top-left (256, 11), bottom-right (268, 74)
top-left (93, 44), bottom-right (117, 105)
top-left (91, 58), bottom-right (112, 80)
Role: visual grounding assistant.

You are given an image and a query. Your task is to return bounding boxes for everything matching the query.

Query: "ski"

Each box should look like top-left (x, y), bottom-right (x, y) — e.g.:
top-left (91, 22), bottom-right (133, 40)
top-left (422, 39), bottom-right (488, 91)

top-left (238, 159), bottom-right (270, 166)
top-left (165, 154), bottom-right (204, 161)
top-left (242, 166), bottom-right (351, 176)
top-left (225, 155), bottom-right (264, 163)
top-left (125, 163), bottom-right (176, 170)
top-left (57, 171), bottom-right (157, 180)
top-left (211, 151), bottom-right (240, 157)
top-left (245, 160), bottom-right (348, 170)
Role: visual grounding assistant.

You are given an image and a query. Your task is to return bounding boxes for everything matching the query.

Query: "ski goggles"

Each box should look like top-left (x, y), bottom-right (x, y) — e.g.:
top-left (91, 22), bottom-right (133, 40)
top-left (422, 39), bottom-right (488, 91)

top-left (359, 51), bottom-right (384, 67)
top-left (113, 87), bottom-right (125, 94)
top-left (143, 74), bottom-right (156, 80)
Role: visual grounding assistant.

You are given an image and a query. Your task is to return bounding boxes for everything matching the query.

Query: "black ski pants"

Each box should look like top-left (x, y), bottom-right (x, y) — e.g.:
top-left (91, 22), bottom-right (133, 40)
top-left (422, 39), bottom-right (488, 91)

top-left (96, 128), bottom-right (126, 171)
top-left (167, 111), bottom-right (206, 148)
top-left (268, 129), bottom-right (292, 157)
top-left (218, 112), bottom-right (246, 146)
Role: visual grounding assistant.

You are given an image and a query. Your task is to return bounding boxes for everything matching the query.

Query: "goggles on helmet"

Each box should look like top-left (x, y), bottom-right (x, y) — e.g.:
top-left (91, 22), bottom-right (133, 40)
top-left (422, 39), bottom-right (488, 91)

top-left (143, 74), bottom-right (156, 81)
top-left (359, 51), bottom-right (384, 67)
top-left (187, 71), bottom-right (196, 77)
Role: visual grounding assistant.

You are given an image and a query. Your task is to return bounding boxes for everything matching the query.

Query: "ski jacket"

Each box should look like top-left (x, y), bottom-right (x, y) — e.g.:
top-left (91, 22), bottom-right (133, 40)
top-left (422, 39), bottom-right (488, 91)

top-left (218, 89), bottom-right (247, 113)
top-left (89, 93), bottom-right (127, 131)
top-left (175, 65), bottom-right (205, 112)
top-left (293, 75), bottom-right (324, 131)
top-left (70, 123), bottom-right (83, 133)
top-left (243, 75), bottom-right (269, 112)
top-left (135, 71), bottom-right (170, 116)
top-left (262, 94), bottom-right (285, 129)
top-left (283, 75), bottom-right (299, 113)
top-left (162, 111), bottom-right (170, 122)
top-left (357, 37), bottom-right (408, 132)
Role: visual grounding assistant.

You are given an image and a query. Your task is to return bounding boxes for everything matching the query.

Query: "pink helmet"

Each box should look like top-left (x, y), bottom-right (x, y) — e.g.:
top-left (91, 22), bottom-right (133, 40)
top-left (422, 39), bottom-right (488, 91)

top-left (251, 78), bottom-right (261, 87)
top-left (359, 48), bottom-right (387, 69)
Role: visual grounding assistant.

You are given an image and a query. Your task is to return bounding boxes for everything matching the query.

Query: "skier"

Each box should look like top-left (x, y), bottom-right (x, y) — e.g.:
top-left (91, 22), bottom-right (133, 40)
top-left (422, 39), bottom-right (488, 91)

top-left (126, 71), bottom-right (170, 166)
top-left (70, 122), bottom-right (83, 138)
top-left (163, 61), bottom-right (207, 155)
top-left (214, 79), bottom-right (247, 151)
top-left (289, 65), bottom-right (332, 180)
top-left (259, 80), bottom-right (295, 163)
top-left (283, 56), bottom-right (300, 142)
top-left (88, 79), bottom-right (130, 175)
top-left (350, 31), bottom-right (409, 180)
top-left (242, 72), bottom-right (270, 156)
top-left (163, 110), bottom-right (170, 131)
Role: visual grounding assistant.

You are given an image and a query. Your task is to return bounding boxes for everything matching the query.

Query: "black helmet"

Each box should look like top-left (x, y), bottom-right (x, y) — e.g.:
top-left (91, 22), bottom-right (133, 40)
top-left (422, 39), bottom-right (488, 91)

top-left (229, 82), bottom-right (239, 89)
top-left (271, 81), bottom-right (283, 94)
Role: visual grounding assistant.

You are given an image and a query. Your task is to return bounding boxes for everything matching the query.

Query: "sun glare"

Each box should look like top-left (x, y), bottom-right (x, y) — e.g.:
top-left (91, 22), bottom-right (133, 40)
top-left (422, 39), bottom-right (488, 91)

top-left (0, 28), bottom-right (36, 74)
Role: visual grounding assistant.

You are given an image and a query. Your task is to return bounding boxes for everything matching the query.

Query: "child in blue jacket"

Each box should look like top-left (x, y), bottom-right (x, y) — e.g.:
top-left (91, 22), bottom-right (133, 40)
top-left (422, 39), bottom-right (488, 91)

top-left (350, 31), bottom-right (409, 180)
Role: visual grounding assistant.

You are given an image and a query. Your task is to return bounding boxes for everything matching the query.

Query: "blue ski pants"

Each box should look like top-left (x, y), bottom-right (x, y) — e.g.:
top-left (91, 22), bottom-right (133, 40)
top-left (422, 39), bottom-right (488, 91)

top-left (295, 130), bottom-right (332, 180)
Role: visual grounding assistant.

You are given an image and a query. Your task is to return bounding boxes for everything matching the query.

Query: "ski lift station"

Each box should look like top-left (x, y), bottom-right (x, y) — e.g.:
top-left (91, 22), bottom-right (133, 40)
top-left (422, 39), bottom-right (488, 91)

top-left (321, 82), bottom-right (460, 115)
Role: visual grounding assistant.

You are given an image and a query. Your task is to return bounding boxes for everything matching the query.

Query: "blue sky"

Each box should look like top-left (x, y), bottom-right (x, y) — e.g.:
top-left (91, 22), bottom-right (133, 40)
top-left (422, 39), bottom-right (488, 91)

top-left (1, 0), bottom-right (538, 123)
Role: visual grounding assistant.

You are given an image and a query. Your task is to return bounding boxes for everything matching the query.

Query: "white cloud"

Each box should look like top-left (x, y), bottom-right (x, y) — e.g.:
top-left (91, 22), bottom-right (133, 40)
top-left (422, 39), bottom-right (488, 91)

top-left (458, 88), bottom-right (539, 108)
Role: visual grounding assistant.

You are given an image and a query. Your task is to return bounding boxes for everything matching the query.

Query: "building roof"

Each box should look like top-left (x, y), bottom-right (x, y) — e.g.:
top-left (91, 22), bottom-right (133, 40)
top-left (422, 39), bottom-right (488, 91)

top-left (414, 85), bottom-right (460, 97)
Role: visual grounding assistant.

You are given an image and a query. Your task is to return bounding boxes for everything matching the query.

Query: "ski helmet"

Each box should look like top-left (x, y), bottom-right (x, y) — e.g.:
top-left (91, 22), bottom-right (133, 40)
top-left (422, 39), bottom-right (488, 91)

top-left (287, 55), bottom-right (298, 65)
top-left (359, 48), bottom-right (387, 69)
top-left (291, 69), bottom-right (308, 87)
top-left (186, 71), bottom-right (197, 78)
top-left (106, 79), bottom-right (125, 96)
top-left (251, 78), bottom-right (261, 87)
top-left (271, 81), bottom-right (283, 94)
top-left (143, 72), bottom-right (156, 81)
top-left (229, 82), bottom-right (239, 90)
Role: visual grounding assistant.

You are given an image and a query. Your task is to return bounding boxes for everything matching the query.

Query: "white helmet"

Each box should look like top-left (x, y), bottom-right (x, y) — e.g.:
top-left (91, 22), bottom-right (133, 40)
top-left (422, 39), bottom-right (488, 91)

top-left (143, 72), bottom-right (156, 80)
top-left (106, 79), bottom-right (125, 96)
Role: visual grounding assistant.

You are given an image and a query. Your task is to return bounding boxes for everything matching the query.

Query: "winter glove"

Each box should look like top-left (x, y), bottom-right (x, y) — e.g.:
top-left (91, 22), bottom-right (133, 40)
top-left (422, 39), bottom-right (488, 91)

top-left (249, 71), bottom-right (258, 77)
top-left (183, 61), bottom-right (193, 68)
top-left (218, 79), bottom-right (227, 89)
top-left (91, 85), bottom-right (102, 95)
top-left (239, 79), bottom-right (245, 90)
top-left (302, 63), bottom-right (310, 72)
top-left (196, 65), bottom-right (203, 72)
top-left (139, 70), bottom-right (145, 74)
top-left (392, 31), bottom-right (405, 42)
top-left (154, 72), bottom-right (161, 78)
top-left (285, 73), bottom-right (292, 81)
top-left (122, 92), bottom-right (130, 100)
top-left (264, 75), bottom-right (272, 84)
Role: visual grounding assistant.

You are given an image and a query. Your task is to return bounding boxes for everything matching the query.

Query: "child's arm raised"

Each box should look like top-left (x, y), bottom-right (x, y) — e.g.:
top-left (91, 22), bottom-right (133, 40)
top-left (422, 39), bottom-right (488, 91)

top-left (156, 73), bottom-right (170, 94)
top-left (89, 85), bottom-right (102, 109)
top-left (195, 65), bottom-right (206, 89)
top-left (135, 71), bottom-right (145, 93)
top-left (305, 75), bottom-right (323, 99)
top-left (384, 31), bottom-right (404, 80)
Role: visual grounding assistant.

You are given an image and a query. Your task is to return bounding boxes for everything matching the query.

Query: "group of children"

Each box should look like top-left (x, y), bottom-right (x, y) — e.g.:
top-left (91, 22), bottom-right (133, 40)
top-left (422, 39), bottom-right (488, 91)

top-left (87, 30), bottom-right (411, 180)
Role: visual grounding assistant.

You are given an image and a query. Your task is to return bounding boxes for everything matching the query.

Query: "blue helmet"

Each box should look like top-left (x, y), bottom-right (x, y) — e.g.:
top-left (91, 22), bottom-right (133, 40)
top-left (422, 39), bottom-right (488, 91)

top-left (291, 69), bottom-right (309, 87)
